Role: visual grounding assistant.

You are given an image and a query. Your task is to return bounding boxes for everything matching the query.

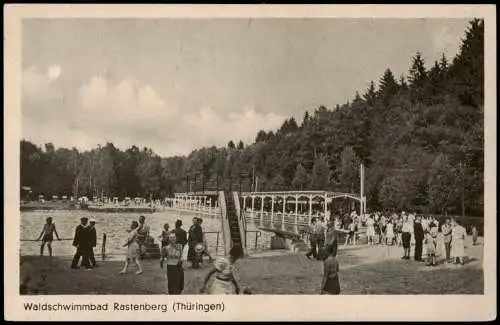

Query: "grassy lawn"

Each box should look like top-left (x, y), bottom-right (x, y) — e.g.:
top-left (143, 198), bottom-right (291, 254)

top-left (20, 237), bottom-right (484, 295)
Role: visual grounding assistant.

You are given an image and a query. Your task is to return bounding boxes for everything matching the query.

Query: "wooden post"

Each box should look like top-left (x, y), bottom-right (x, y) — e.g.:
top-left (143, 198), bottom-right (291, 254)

top-left (295, 195), bottom-right (299, 233)
top-left (260, 196), bottom-right (265, 227)
top-left (323, 193), bottom-right (327, 218)
top-left (308, 195), bottom-right (313, 224)
top-left (216, 232), bottom-right (219, 256)
top-left (282, 196), bottom-right (286, 231)
top-left (271, 195), bottom-right (275, 227)
top-left (360, 163), bottom-right (365, 216)
top-left (101, 233), bottom-right (107, 261)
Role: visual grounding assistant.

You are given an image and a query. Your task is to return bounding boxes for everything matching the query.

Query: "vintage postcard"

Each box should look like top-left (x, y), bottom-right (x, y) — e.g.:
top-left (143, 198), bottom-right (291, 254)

top-left (4, 4), bottom-right (496, 321)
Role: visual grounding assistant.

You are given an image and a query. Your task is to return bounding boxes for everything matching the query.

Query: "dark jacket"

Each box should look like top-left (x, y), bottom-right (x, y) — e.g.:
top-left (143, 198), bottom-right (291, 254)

top-left (414, 222), bottom-right (424, 241)
top-left (72, 224), bottom-right (85, 247)
top-left (188, 224), bottom-right (203, 244)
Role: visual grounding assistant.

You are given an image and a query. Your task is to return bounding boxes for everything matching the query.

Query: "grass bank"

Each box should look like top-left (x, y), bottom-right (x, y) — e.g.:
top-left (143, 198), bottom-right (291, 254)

top-left (20, 236), bottom-right (483, 295)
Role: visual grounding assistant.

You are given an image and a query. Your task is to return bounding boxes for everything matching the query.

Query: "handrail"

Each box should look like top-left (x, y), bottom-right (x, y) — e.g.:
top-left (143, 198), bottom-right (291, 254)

top-left (232, 191), bottom-right (248, 256)
top-left (244, 230), bottom-right (261, 251)
top-left (20, 238), bottom-right (73, 242)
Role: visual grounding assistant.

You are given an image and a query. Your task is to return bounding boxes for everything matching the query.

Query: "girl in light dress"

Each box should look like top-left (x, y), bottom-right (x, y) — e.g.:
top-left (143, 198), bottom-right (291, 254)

top-left (366, 216), bottom-right (375, 246)
top-left (385, 220), bottom-right (395, 245)
top-left (424, 226), bottom-right (438, 266)
top-left (119, 220), bottom-right (143, 275)
top-left (451, 219), bottom-right (466, 265)
top-left (200, 245), bottom-right (244, 295)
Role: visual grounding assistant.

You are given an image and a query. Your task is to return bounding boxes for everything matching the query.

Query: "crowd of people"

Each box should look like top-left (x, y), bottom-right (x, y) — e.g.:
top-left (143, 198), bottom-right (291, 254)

top-left (35, 214), bottom-right (246, 295)
top-left (301, 209), bottom-right (478, 294)
top-left (305, 210), bottom-right (474, 271)
top-left (118, 215), bottom-right (245, 295)
top-left (35, 208), bottom-right (478, 295)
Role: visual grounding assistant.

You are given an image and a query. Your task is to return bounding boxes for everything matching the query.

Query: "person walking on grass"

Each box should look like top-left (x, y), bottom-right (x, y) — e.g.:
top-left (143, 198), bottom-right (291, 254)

top-left (320, 242), bottom-right (340, 295)
top-left (36, 217), bottom-right (60, 257)
top-left (119, 220), bottom-right (143, 275)
top-left (136, 215), bottom-right (150, 259)
top-left (160, 232), bottom-right (185, 295)
top-left (88, 219), bottom-right (98, 268)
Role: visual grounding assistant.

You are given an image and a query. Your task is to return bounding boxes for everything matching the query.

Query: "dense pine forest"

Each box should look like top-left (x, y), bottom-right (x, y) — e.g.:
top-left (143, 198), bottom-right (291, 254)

top-left (20, 19), bottom-right (484, 217)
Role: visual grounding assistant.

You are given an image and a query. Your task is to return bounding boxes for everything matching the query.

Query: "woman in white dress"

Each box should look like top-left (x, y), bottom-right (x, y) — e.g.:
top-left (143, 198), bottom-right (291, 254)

top-left (200, 244), bottom-right (243, 295)
top-left (366, 215), bottom-right (375, 246)
top-left (450, 219), bottom-right (466, 265)
top-left (385, 220), bottom-right (395, 245)
top-left (119, 220), bottom-right (143, 275)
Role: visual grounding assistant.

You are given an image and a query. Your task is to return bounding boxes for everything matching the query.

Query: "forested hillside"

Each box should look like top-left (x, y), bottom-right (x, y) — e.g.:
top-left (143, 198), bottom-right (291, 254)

top-left (20, 19), bottom-right (484, 216)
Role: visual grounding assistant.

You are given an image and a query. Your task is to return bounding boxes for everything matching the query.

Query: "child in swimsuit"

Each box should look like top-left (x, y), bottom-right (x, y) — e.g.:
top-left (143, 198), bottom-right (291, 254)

top-left (36, 217), bottom-right (60, 257)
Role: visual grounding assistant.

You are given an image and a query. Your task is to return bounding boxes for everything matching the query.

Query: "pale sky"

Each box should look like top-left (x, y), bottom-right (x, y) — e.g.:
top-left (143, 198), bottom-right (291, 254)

top-left (21, 18), bottom-right (471, 157)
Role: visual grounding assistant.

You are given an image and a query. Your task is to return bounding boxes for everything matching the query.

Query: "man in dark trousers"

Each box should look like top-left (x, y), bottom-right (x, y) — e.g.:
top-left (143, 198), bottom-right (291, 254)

top-left (187, 217), bottom-right (203, 269)
top-left (413, 215), bottom-right (425, 262)
top-left (88, 219), bottom-right (98, 268)
top-left (71, 217), bottom-right (92, 270)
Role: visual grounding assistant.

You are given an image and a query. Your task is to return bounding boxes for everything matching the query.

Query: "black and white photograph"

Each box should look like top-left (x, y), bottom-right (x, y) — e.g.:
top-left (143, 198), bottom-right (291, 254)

top-left (4, 4), bottom-right (496, 322)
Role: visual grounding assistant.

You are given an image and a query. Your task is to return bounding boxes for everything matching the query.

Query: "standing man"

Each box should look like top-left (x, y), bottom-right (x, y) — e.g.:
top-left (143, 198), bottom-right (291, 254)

top-left (413, 215), bottom-right (425, 262)
top-left (187, 217), bottom-right (203, 269)
top-left (71, 217), bottom-right (91, 270)
top-left (441, 218), bottom-right (453, 263)
top-left (401, 215), bottom-right (412, 260)
top-left (305, 218), bottom-right (318, 259)
top-left (88, 219), bottom-right (98, 268)
top-left (136, 215), bottom-right (150, 259)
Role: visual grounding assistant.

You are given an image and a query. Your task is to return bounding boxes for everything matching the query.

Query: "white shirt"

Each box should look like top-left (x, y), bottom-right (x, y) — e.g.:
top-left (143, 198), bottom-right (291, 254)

top-left (402, 221), bottom-right (413, 233)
